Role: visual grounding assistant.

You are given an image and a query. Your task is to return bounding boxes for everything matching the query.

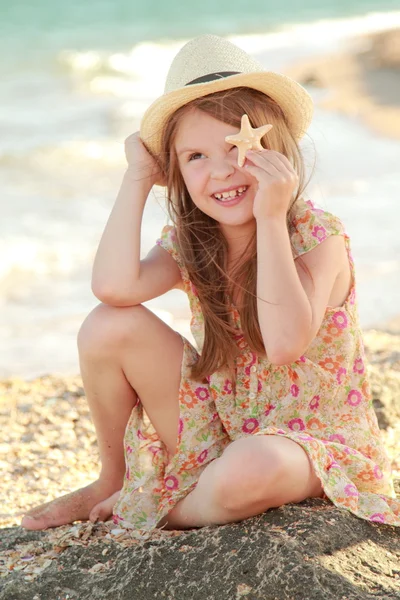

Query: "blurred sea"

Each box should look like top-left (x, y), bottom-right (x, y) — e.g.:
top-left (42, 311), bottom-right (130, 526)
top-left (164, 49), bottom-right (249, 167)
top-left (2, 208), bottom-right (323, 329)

top-left (1, 0), bottom-right (400, 378)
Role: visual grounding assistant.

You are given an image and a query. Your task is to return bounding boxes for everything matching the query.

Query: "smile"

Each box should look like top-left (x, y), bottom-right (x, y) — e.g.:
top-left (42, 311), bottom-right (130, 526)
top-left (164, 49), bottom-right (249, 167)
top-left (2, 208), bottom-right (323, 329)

top-left (213, 186), bottom-right (248, 200)
top-left (212, 186), bottom-right (249, 206)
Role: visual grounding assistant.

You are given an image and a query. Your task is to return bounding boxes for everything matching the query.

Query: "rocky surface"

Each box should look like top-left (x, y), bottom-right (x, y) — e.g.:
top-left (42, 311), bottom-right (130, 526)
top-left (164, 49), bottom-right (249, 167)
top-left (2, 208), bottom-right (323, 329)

top-left (1, 327), bottom-right (399, 599)
top-left (285, 27), bottom-right (400, 140)
top-left (1, 498), bottom-right (400, 600)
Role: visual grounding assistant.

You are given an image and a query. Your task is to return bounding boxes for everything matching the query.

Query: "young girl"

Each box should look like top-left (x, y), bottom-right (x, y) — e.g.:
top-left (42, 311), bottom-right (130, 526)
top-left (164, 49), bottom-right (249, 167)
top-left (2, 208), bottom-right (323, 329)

top-left (22, 34), bottom-right (399, 532)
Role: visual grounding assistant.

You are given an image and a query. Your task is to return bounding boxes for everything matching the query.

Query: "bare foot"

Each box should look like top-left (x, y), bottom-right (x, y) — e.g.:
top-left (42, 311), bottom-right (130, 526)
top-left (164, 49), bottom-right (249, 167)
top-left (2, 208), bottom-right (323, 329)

top-left (89, 490), bottom-right (121, 524)
top-left (21, 479), bottom-right (121, 531)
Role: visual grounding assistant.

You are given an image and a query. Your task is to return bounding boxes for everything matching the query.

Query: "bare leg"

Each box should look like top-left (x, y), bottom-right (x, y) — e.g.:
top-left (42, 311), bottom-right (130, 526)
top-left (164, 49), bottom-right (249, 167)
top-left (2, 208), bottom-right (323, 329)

top-left (21, 303), bottom-right (183, 530)
top-left (159, 436), bottom-right (323, 529)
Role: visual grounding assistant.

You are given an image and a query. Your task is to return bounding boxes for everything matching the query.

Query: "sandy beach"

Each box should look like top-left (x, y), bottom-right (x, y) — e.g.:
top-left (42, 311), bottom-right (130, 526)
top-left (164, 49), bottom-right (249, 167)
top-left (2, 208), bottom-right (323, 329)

top-left (1, 327), bottom-right (399, 533)
top-left (285, 27), bottom-right (400, 139)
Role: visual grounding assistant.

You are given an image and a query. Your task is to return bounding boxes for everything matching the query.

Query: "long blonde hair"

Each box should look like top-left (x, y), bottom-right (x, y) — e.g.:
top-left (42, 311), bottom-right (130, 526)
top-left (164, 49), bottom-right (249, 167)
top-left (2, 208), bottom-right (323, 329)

top-left (158, 87), bottom-right (312, 381)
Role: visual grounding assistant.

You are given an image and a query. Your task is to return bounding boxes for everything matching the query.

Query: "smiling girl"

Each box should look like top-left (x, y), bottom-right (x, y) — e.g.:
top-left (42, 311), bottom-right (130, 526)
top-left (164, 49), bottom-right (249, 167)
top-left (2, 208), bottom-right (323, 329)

top-left (21, 35), bottom-right (399, 532)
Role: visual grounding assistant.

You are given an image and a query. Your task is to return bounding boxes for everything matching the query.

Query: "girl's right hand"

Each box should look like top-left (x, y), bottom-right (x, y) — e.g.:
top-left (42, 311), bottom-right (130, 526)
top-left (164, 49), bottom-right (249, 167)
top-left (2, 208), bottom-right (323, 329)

top-left (124, 132), bottom-right (167, 187)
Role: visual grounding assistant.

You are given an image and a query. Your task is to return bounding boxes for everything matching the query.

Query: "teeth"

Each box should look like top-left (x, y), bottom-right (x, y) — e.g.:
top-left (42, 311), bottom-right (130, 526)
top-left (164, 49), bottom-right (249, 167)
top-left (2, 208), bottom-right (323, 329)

top-left (214, 186), bottom-right (247, 200)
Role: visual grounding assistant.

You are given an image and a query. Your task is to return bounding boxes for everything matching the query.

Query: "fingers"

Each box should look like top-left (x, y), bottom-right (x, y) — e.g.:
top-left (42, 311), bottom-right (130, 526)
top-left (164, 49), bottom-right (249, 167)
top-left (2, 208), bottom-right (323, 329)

top-left (246, 149), bottom-right (291, 169)
top-left (124, 131), bottom-right (141, 145)
top-left (245, 149), bottom-right (298, 182)
top-left (263, 150), bottom-right (294, 173)
top-left (245, 151), bottom-right (280, 177)
top-left (245, 162), bottom-right (280, 180)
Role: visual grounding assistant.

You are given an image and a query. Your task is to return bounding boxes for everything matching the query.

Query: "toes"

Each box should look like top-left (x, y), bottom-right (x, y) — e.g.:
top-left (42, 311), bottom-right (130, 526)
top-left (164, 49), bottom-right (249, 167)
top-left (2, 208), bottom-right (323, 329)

top-left (21, 488), bottom-right (123, 530)
top-left (89, 491), bottom-right (121, 524)
top-left (21, 505), bottom-right (72, 531)
top-left (21, 515), bottom-right (49, 531)
top-left (23, 507), bottom-right (45, 520)
top-left (90, 501), bottom-right (112, 523)
top-left (89, 506), bottom-right (100, 523)
top-left (89, 498), bottom-right (112, 523)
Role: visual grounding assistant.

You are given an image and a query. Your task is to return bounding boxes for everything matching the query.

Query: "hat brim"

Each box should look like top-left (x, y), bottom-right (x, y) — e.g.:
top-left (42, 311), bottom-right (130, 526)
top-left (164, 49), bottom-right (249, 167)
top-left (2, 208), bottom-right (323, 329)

top-left (140, 71), bottom-right (313, 156)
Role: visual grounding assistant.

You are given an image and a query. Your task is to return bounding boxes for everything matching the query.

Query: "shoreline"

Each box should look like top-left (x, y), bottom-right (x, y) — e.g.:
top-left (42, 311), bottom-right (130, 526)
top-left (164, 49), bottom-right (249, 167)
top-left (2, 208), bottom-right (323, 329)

top-left (284, 27), bottom-right (400, 140)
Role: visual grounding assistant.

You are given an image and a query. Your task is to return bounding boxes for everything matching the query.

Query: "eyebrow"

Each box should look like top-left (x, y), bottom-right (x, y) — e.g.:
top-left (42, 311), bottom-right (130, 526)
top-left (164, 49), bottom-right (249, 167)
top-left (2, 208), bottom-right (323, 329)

top-left (176, 147), bottom-right (199, 157)
top-left (177, 142), bottom-right (233, 157)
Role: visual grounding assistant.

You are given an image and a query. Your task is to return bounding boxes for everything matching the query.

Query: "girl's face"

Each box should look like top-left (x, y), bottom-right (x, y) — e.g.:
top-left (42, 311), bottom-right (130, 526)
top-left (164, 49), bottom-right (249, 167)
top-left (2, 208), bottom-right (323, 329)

top-left (174, 108), bottom-right (257, 241)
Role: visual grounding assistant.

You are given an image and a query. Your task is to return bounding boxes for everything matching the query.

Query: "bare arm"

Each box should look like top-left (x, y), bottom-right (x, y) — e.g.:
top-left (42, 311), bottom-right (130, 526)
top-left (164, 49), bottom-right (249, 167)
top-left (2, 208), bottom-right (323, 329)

top-left (244, 148), bottom-right (345, 365)
top-left (91, 133), bottom-right (182, 306)
top-left (256, 217), bottom-right (343, 365)
top-left (256, 217), bottom-right (312, 365)
top-left (91, 170), bottom-right (152, 302)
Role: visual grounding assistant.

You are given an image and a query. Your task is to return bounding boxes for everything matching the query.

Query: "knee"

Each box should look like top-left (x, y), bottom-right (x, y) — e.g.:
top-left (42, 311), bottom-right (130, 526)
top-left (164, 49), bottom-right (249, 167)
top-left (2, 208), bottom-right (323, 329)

top-left (77, 302), bottom-right (147, 358)
top-left (213, 438), bottom-right (286, 512)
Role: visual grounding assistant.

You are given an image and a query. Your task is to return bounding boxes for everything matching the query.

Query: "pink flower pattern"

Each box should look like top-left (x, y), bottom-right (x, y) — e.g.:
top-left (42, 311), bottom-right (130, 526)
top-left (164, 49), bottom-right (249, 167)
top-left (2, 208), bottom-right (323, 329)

top-left (164, 476), bottom-right (179, 491)
top-left (242, 418), bottom-right (259, 434)
top-left (309, 395), bottom-right (320, 410)
top-left (223, 380), bottom-right (233, 394)
top-left (333, 311), bottom-right (348, 329)
top-left (113, 198), bottom-right (400, 532)
top-left (198, 449), bottom-right (208, 463)
top-left (329, 433), bottom-right (346, 444)
top-left (290, 384), bottom-right (299, 397)
top-left (312, 225), bottom-right (327, 242)
top-left (288, 418), bottom-right (305, 431)
top-left (195, 386), bottom-right (210, 401)
top-left (344, 484), bottom-right (359, 497)
top-left (336, 367), bottom-right (347, 384)
top-left (353, 358), bottom-right (365, 374)
top-left (347, 390), bottom-right (363, 407)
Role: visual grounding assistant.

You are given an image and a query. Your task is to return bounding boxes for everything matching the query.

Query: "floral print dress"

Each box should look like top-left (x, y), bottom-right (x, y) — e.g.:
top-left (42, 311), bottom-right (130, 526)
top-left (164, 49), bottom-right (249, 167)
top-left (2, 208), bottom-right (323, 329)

top-left (113, 198), bottom-right (400, 531)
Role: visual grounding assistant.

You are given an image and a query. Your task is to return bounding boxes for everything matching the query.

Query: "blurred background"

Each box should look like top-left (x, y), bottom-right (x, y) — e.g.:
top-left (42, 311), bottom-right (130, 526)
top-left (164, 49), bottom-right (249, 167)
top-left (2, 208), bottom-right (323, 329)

top-left (1, 0), bottom-right (400, 379)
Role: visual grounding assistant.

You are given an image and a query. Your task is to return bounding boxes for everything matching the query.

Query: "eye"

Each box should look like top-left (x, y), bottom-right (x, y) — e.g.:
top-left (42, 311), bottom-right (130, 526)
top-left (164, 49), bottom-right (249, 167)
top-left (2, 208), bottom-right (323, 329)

top-left (188, 152), bottom-right (205, 161)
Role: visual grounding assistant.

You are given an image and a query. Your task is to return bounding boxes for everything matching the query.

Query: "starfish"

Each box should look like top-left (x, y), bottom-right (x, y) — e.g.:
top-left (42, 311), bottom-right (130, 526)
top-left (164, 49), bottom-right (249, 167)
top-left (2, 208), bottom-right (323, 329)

top-left (225, 114), bottom-right (273, 167)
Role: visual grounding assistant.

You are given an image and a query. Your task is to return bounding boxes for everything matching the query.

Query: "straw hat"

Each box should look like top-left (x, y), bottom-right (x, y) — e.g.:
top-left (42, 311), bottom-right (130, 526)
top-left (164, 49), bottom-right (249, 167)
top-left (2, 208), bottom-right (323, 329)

top-left (140, 34), bottom-right (313, 156)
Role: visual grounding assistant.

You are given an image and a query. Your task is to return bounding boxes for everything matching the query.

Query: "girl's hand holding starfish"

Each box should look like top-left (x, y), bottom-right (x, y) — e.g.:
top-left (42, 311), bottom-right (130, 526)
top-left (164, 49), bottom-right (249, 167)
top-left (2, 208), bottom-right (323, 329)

top-left (244, 149), bottom-right (298, 221)
top-left (225, 113), bottom-right (298, 221)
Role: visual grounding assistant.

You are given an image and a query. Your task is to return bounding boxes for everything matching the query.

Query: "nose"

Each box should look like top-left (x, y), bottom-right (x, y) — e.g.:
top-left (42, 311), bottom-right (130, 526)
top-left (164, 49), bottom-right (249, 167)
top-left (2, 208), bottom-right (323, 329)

top-left (210, 155), bottom-right (236, 180)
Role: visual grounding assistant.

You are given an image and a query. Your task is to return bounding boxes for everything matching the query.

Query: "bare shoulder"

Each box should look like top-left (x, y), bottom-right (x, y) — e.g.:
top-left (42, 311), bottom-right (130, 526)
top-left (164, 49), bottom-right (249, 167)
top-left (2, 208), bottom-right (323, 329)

top-left (295, 234), bottom-right (352, 309)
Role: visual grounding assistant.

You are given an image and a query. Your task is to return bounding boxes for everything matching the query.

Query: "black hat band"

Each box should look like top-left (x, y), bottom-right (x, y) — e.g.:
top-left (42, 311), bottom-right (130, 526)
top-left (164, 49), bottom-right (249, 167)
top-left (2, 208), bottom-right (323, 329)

top-left (186, 71), bottom-right (241, 85)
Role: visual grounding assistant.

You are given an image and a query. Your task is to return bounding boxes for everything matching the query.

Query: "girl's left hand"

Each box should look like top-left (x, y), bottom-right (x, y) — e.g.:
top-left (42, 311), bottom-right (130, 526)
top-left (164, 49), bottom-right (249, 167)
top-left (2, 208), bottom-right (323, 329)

top-left (243, 149), bottom-right (299, 220)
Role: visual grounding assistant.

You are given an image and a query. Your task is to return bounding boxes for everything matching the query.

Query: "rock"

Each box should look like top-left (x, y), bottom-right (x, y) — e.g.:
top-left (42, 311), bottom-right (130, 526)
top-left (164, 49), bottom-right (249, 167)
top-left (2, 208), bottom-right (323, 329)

top-left (363, 28), bottom-right (400, 69)
top-left (294, 71), bottom-right (325, 88)
top-left (1, 499), bottom-right (399, 600)
top-left (284, 27), bottom-right (400, 140)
